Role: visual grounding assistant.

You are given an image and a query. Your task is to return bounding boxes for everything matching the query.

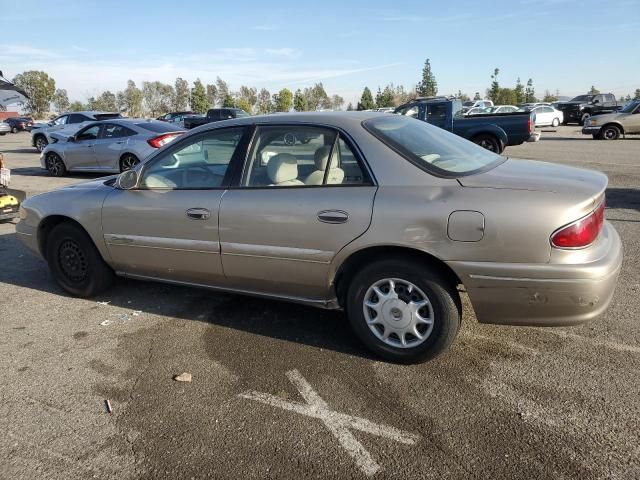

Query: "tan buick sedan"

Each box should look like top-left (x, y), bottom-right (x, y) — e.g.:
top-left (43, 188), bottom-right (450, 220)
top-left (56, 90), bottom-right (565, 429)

top-left (16, 112), bottom-right (622, 363)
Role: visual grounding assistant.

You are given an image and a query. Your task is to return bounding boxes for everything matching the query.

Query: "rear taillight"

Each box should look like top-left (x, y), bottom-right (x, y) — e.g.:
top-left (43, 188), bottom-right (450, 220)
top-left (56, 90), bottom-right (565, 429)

top-left (528, 115), bottom-right (533, 133)
top-left (147, 132), bottom-right (182, 148)
top-left (551, 200), bottom-right (605, 248)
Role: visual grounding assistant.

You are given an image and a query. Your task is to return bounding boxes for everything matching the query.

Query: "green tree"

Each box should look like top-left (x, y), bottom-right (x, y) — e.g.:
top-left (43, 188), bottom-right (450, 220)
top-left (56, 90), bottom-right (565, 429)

top-left (117, 80), bottom-right (143, 117)
top-left (346, 102), bottom-right (354, 111)
top-left (514, 77), bottom-right (525, 104)
top-left (488, 68), bottom-right (500, 103)
top-left (236, 98), bottom-right (252, 114)
top-left (216, 77), bottom-right (230, 102)
top-left (238, 86), bottom-right (258, 111)
top-left (173, 77), bottom-right (190, 111)
top-left (496, 88), bottom-right (517, 105)
top-left (331, 94), bottom-right (344, 110)
top-left (589, 85), bottom-right (600, 95)
top-left (12, 70), bottom-right (56, 117)
top-left (273, 88), bottom-right (293, 112)
top-left (542, 89), bottom-right (558, 102)
top-left (206, 84), bottom-right (218, 107)
top-left (375, 85), bottom-right (394, 107)
top-left (304, 83), bottom-right (330, 110)
top-left (221, 94), bottom-right (235, 108)
top-left (358, 87), bottom-right (375, 110)
top-left (190, 79), bottom-right (208, 114)
top-left (142, 81), bottom-right (174, 116)
top-left (89, 91), bottom-right (117, 111)
top-left (456, 90), bottom-right (470, 102)
top-left (473, 92), bottom-right (481, 101)
top-left (525, 78), bottom-right (536, 103)
top-left (68, 101), bottom-right (86, 112)
top-left (293, 89), bottom-right (307, 111)
top-left (416, 59), bottom-right (438, 97)
top-left (634, 89), bottom-right (640, 99)
top-left (256, 88), bottom-right (273, 114)
top-left (52, 89), bottom-right (69, 113)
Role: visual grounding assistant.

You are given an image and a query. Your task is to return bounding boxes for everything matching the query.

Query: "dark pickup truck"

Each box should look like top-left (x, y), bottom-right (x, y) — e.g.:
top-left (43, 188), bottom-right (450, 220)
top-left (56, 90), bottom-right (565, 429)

top-left (183, 108), bottom-right (250, 129)
top-left (394, 97), bottom-right (535, 153)
top-left (555, 93), bottom-right (621, 125)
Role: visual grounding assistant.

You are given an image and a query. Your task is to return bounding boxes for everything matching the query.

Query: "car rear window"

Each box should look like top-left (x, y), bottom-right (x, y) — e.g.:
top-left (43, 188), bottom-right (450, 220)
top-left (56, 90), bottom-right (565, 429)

top-left (135, 122), bottom-right (184, 133)
top-left (363, 115), bottom-right (505, 177)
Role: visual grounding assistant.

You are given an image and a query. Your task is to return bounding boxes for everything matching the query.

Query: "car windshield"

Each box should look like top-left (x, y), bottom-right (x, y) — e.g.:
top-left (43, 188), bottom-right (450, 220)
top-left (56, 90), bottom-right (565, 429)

top-left (570, 95), bottom-right (593, 102)
top-left (363, 115), bottom-right (504, 176)
top-left (233, 109), bottom-right (250, 118)
top-left (620, 101), bottom-right (640, 113)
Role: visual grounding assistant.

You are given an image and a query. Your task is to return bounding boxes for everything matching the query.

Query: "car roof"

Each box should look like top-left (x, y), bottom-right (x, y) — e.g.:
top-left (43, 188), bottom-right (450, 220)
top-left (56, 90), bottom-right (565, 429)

top-left (61, 111), bottom-right (119, 117)
top-left (193, 111), bottom-right (388, 133)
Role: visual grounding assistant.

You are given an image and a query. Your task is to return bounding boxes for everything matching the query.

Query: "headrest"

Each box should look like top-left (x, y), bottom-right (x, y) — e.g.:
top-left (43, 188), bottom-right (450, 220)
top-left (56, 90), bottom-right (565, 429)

top-left (267, 153), bottom-right (299, 184)
top-left (314, 145), bottom-right (338, 170)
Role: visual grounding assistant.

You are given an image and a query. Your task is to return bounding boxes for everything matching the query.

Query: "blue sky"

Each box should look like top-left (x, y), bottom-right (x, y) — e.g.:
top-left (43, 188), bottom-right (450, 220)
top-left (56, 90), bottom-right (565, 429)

top-left (1, 0), bottom-right (639, 105)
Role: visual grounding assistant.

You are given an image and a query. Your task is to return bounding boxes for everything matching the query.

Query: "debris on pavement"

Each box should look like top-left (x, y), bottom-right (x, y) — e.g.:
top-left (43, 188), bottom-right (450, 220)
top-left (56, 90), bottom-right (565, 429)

top-left (105, 399), bottom-right (113, 414)
top-left (96, 301), bottom-right (111, 306)
top-left (99, 319), bottom-right (112, 327)
top-left (174, 372), bottom-right (192, 383)
top-left (132, 310), bottom-right (142, 316)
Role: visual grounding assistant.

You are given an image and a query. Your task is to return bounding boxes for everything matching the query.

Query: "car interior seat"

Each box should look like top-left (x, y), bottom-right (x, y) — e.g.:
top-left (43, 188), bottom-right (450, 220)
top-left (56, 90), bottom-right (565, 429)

top-left (305, 145), bottom-right (345, 185)
top-left (267, 153), bottom-right (304, 186)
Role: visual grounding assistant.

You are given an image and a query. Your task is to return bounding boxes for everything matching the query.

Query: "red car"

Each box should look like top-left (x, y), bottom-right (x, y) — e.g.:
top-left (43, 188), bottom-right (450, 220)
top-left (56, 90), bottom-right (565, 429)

top-left (4, 116), bottom-right (34, 133)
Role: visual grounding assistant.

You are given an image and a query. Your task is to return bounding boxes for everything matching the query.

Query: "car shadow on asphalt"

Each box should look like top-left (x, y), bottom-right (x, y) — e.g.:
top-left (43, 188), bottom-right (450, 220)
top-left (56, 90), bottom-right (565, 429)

top-left (0, 229), bottom-right (375, 360)
top-left (0, 147), bottom-right (36, 154)
top-left (606, 187), bottom-right (640, 211)
top-left (7, 166), bottom-right (106, 179)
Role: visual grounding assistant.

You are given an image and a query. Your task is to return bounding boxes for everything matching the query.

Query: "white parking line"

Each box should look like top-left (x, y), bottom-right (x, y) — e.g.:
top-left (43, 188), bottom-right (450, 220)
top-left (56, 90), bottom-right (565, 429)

top-left (239, 369), bottom-right (420, 476)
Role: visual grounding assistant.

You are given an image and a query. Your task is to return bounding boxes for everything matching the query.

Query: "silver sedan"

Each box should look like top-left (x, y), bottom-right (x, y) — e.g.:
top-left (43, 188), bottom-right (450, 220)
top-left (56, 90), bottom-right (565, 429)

top-left (17, 112), bottom-right (622, 363)
top-left (40, 119), bottom-right (184, 176)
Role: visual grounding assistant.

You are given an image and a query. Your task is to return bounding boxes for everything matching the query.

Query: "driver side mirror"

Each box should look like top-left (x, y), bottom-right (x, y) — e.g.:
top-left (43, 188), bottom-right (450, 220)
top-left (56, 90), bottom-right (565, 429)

top-left (592, 99), bottom-right (599, 104)
top-left (116, 169), bottom-right (139, 190)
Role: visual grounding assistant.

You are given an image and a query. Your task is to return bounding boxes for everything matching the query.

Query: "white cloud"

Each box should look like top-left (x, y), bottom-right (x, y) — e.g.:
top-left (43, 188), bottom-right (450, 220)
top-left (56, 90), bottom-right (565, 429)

top-left (0, 44), bottom-right (59, 59)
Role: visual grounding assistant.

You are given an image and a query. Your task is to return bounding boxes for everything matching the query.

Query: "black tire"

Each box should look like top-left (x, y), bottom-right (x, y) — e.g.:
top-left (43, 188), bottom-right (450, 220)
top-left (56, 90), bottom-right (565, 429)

top-left (45, 222), bottom-right (114, 297)
top-left (35, 135), bottom-right (48, 152)
top-left (551, 118), bottom-right (560, 127)
top-left (580, 113), bottom-right (591, 126)
top-left (119, 154), bottom-right (140, 172)
top-left (600, 124), bottom-right (621, 141)
top-left (472, 134), bottom-right (501, 153)
top-left (45, 152), bottom-right (67, 177)
top-left (11, 126), bottom-right (18, 134)
top-left (346, 258), bottom-right (461, 363)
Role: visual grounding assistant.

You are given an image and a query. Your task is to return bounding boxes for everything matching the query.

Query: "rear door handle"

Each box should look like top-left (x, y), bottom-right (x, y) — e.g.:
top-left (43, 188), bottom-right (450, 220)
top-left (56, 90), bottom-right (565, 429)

top-left (317, 210), bottom-right (349, 224)
top-left (186, 208), bottom-right (211, 220)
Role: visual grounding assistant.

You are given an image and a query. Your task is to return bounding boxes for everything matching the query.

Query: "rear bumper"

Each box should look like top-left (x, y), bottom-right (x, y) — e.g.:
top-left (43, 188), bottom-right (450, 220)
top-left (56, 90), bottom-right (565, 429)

top-left (527, 132), bottom-right (541, 142)
top-left (447, 223), bottom-right (623, 326)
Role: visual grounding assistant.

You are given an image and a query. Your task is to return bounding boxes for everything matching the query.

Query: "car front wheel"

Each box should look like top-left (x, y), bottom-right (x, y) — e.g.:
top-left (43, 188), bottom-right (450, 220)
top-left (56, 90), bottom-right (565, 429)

top-left (35, 135), bottom-right (48, 152)
top-left (45, 152), bottom-right (67, 177)
top-left (45, 222), bottom-right (114, 297)
top-left (600, 124), bottom-right (621, 140)
top-left (346, 259), bottom-right (461, 363)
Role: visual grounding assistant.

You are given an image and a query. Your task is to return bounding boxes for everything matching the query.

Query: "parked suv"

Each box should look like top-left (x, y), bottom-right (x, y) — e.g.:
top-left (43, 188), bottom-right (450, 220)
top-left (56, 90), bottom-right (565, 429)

top-left (182, 108), bottom-right (249, 129)
top-left (31, 111), bottom-right (122, 152)
top-left (582, 100), bottom-right (640, 140)
top-left (555, 94), bottom-right (620, 126)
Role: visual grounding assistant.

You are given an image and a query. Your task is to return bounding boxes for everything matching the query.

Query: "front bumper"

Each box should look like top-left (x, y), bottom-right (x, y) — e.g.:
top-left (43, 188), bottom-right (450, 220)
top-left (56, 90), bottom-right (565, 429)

top-left (448, 222), bottom-right (623, 326)
top-left (15, 218), bottom-right (40, 256)
top-left (582, 126), bottom-right (602, 135)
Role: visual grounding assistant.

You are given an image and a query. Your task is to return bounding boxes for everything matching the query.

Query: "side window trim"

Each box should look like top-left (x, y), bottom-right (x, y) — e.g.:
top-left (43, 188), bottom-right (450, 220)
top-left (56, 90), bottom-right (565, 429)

top-left (233, 122), bottom-right (376, 189)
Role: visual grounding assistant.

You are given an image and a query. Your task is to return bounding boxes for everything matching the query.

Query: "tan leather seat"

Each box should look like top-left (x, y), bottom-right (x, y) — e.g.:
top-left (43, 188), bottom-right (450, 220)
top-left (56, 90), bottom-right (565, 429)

top-left (267, 153), bottom-right (304, 186)
top-left (305, 146), bottom-right (345, 185)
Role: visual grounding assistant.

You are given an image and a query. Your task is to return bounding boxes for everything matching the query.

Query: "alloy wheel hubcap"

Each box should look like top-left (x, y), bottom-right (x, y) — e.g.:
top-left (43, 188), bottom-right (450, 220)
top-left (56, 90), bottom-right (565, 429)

top-left (47, 155), bottom-right (61, 175)
top-left (363, 278), bottom-right (434, 349)
top-left (604, 129), bottom-right (616, 139)
top-left (122, 156), bottom-right (138, 170)
top-left (37, 138), bottom-right (47, 151)
top-left (59, 240), bottom-right (88, 282)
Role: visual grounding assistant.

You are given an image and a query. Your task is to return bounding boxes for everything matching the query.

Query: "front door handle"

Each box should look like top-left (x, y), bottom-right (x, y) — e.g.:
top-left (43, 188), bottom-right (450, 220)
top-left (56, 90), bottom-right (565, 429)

top-left (186, 208), bottom-right (211, 220)
top-left (317, 210), bottom-right (349, 224)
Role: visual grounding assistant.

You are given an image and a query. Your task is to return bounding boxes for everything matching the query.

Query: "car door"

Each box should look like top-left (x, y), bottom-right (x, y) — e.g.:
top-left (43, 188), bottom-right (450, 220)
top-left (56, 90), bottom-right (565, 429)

top-left (623, 103), bottom-right (640, 133)
top-left (63, 124), bottom-right (101, 170)
top-left (218, 124), bottom-right (377, 300)
top-left (93, 123), bottom-right (133, 171)
top-left (101, 126), bottom-right (249, 285)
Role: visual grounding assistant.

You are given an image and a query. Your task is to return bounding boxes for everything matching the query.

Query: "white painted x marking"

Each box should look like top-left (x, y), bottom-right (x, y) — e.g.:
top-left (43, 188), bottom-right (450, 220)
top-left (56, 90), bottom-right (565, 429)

top-left (239, 369), bottom-right (420, 476)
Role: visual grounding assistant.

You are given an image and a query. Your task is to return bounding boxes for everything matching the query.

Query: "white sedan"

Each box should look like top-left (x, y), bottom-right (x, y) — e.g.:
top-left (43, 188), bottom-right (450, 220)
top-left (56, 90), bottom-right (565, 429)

top-left (530, 105), bottom-right (564, 127)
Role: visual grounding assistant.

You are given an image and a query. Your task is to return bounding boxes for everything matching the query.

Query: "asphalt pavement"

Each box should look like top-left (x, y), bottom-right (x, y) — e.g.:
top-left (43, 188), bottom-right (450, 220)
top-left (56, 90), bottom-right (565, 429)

top-left (0, 126), bottom-right (638, 479)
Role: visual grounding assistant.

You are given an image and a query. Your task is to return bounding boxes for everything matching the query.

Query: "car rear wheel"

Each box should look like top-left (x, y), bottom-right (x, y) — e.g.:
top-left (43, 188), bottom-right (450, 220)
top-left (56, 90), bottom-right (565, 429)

top-left (472, 134), bottom-right (501, 153)
top-left (35, 135), bottom-right (48, 152)
top-left (45, 222), bottom-right (114, 297)
top-left (45, 152), bottom-right (67, 177)
top-left (551, 118), bottom-right (560, 127)
top-left (11, 126), bottom-right (18, 134)
top-left (346, 259), bottom-right (461, 363)
top-left (120, 154), bottom-right (140, 172)
top-left (601, 124), bottom-right (621, 140)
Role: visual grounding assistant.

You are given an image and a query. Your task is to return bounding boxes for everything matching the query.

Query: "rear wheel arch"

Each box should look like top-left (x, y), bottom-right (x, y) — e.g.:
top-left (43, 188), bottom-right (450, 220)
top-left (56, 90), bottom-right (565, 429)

top-left (333, 246), bottom-right (462, 309)
top-left (119, 152), bottom-right (140, 172)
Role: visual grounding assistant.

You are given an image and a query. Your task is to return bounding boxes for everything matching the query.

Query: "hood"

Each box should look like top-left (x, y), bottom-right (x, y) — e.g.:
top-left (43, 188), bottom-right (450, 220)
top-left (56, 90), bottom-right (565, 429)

top-left (62, 175), bottom-right (118, 190)
top-left (458, 158), bottom-right (607, 196)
